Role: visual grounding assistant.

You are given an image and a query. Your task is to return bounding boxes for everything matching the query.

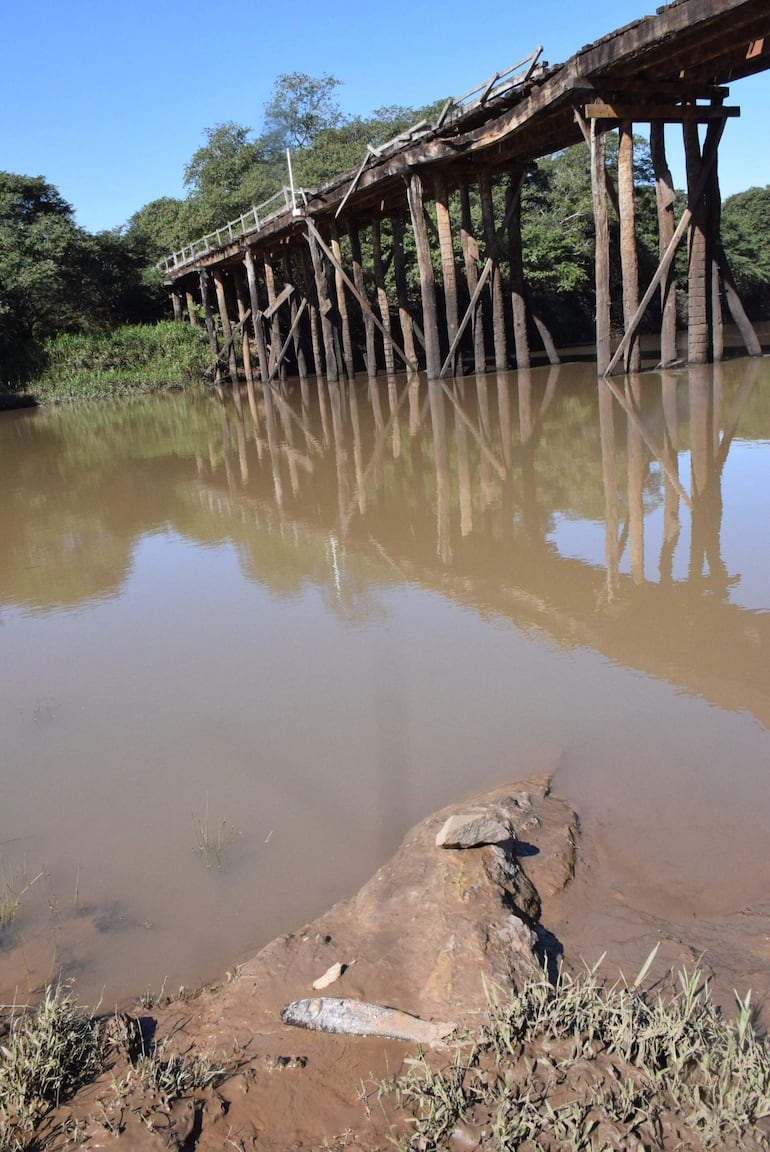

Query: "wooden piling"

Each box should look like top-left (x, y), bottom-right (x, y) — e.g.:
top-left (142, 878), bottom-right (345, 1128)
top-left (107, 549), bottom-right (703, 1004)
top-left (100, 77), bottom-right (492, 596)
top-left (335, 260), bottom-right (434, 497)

top-left (590, 121), bottom-right (611, 375)
top-left (649, 122), bottom-right (678, 367)
top-left (243, 248), bottom-right (270, 385)
top-left (434, 177), bottom-right (459, 356)
top-left (198, 269), bottom-right (221, 385)
top-left (506, 169), bottom-right (529, 369)
top-left (213, 270), bottom-right (238, 383)
top-left (478, 171), bottom-right (507, 371)
top-left (371, 217), bottom-right (395, 375)
top-left (459, 184), bottom-right (486, 373)
top-left (306, 225), bottom-right (339, 382)
top-left (683, 121), bottom-right (710, 365)
top-left (283, 252), bottom-right (308, 382)
top-left (171, 290), bottom-right (183, 322)
top-left (407, 173), bottom-right (441, 379)
top-left (390, 214), bottom-right (417, 371)
top-left (348, 223), bottom-right (377, 376)
top-left (618, 123), bottom-right (641, 372)
top-left (185, 290), bottom-right (199, 327)
top-left (331, 223), bottom-right (355, 380)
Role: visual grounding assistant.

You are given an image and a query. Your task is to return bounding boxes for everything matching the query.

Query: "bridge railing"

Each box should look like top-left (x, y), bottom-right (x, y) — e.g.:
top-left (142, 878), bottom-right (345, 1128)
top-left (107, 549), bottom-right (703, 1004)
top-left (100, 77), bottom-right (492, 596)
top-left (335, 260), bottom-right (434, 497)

top-left (160, 185), bottom-right (308, 274)
top-left (159, 48), bottom-right (546, 276)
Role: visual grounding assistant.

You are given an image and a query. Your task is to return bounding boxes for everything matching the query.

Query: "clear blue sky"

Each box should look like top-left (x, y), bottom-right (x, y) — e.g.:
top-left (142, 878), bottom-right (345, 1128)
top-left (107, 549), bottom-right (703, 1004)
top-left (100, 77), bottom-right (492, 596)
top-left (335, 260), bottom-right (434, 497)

top-left (4, 0), bottom-right (769, 234)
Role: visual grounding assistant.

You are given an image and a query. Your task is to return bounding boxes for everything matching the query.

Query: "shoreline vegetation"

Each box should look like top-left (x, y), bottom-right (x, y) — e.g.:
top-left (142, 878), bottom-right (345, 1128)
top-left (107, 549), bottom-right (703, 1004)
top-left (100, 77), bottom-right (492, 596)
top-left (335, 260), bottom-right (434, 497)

top-left (1, 956), bottom-right (768, 1149)
top-left (1, 322), bottom-right (210, 408)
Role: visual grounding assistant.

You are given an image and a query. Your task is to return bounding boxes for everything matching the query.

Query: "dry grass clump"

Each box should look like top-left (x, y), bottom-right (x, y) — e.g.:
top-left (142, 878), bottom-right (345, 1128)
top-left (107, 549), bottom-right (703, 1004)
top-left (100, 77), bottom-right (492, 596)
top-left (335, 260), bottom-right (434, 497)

top-left (382, 952), bottom-right (770, 1150)
top-left (0, 987), bottom-right (104, 1151)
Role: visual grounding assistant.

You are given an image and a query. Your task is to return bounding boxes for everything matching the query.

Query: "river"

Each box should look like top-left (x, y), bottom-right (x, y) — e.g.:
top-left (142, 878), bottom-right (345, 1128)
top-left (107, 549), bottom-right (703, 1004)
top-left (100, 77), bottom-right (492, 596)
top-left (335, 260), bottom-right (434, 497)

top-left (1, 356), bottom-right (769, 1008)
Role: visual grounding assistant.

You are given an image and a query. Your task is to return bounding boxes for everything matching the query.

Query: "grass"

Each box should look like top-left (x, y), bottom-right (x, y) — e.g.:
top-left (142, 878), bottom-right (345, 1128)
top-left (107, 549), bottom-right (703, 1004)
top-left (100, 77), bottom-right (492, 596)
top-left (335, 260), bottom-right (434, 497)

top-left (0, 861), bottom-right (44, 938)
top-left (0, 987), bottom-right (227, 1151)
top-left (193, 794), bottom-right (232, 869)
top-left (28, 321), bottom-right (210, 403)
top-left (0, 987), bottom-right (104, 1151)
top-left (379, 951), bottom-right (770, 1151)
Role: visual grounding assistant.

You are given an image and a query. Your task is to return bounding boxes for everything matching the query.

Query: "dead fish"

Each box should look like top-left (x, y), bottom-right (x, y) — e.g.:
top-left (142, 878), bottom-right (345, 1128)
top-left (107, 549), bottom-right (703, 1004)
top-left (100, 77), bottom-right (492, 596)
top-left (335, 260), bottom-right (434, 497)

top-left (280, 996), bottom-right (455, 1045)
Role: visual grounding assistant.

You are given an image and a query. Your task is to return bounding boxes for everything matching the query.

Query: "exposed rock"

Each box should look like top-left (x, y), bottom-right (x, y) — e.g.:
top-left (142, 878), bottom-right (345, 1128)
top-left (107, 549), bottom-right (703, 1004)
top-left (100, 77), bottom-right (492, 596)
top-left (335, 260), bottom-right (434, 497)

top-left (435, 809), bottom-right (514, 848)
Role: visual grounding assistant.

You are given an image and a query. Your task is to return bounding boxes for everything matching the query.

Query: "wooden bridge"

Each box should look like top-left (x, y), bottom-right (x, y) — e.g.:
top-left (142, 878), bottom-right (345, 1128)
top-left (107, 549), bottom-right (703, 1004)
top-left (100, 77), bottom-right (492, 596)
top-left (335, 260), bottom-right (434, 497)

top-left (161, 0), bottom-right (770, 384)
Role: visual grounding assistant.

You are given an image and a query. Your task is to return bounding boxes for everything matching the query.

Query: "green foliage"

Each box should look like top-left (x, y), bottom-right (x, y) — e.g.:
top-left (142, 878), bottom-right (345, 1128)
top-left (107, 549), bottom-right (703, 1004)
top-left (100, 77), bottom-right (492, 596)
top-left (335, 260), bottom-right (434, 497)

top-left (0, 172), bottom-right (167, 382)
top-left (29, 320), bottom-right (209, 403)
top-left (263, 72), bottom-right (345, 151)
top-left (722, 185), bottom-right (770, 318)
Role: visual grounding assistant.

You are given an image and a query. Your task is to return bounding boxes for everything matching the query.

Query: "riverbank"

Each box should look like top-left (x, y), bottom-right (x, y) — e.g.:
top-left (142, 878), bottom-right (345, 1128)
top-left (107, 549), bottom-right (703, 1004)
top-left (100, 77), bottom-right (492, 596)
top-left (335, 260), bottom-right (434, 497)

top-left (3, 778), bottom-right (769, 1151)
top-left (1, 322), bottom-right (209, 406)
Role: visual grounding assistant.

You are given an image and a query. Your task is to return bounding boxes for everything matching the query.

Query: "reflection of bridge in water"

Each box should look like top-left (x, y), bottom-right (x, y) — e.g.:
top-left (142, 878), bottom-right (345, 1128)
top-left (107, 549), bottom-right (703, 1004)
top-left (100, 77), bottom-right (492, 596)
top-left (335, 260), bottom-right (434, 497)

top-left (162, 0), bottom-right (769, 381)
top-left (196, 357), bottom-right (770, 729)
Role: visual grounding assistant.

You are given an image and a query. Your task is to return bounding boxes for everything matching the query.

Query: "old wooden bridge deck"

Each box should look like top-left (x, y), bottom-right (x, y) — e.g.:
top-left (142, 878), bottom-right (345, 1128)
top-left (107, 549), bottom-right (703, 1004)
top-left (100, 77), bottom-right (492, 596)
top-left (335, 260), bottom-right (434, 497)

top-left (162, 0), bottom-right (770, 383)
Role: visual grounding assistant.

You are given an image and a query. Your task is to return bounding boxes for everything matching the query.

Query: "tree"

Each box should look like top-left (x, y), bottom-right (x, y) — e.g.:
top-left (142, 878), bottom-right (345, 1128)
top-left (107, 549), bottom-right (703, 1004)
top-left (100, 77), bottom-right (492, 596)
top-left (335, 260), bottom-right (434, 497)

top-left (263, 73), bottom-right (345, 152)
top-left (721, 185), bottom-right (770, 319)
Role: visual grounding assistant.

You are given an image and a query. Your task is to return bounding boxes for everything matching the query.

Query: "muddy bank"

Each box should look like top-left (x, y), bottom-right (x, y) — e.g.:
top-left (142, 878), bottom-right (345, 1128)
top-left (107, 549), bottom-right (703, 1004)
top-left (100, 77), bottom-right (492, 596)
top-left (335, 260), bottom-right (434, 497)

top-left (29, 777), bottom-right (770, 1151)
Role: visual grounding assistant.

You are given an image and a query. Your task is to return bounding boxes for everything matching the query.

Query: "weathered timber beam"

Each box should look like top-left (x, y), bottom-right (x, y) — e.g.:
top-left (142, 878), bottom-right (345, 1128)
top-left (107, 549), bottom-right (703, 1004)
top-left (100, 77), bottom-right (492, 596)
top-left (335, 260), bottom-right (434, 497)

top-left (305, 217), bottom-right (417, 371)
top-left (263, 282), bottom-right (294, 319)
top-left (591, 120), bottom-right (612, 375)
top-left (440, 258), bottom-right (493, 377)
top-left (575, 108), bottom-right (620, 219)
top-left (267, 299), bottom-right (308, 384)
top-left (243, 248), bottom-right (270, 384)
top-left (584, 101), bottom-right (740, 120)
top-left (408, 172), bottom-right (442, 379)
top-left (604, 114), bottom-right (727, 377)
top-left (618, 122), bottom-right (640, 373)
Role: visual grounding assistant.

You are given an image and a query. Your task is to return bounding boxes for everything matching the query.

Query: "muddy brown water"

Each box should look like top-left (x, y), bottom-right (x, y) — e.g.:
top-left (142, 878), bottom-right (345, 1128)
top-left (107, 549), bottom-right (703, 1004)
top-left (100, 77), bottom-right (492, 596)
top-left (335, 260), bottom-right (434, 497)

top-left (1, 356), bottom-right (769, 1011)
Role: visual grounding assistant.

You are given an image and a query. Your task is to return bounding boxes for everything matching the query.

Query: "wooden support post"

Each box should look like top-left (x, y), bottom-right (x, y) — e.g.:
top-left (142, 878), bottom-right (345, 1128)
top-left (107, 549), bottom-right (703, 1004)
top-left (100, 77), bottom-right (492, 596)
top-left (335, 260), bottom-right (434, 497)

top-left (243, 248), bottom-right (270, 385)
top-left (506, 169), bottom-right (529, 369)
top-left (307, 217), bottom-right (415, 371)
top-left (185, 290), bottom-right (198, 326)
top-left (683, 121), bottom-right (710, 365)
top-left (300, 247), bottom-right (323, 377)
top-left (434, 177), bottom-right (459, 356)
top-left (650, 122), bottom-right (678, 366)
top-left (306, 225), bottom-right (338, 383)
top-left (199, 269), bottom-right (221, 385)
top-left (605, 116), bottom-right (726, 376)
top-left (390, 214), bottom-right (418, 371)
top-left (440, 258), bottom-right (493, 376)
top-left (459, 184), bottom-right (486, 373)
top-left (262, 254), bottom-right (284, 378)
top-left (348, 223), bottom-right (377, 376)
top-left (478, 171), bottom-right (507, 371)
top-left (371, 217), bottom-right (395, 375)
top-left (234, 273), bottom-right (251, 415)
top-left (266, 300), bottom-right (309, 385)
top-left (590, 120), bottom-right (612, 375)
top-left (407, 172), bottom-right (441, 379)
top-left (171, 289), bottom-right (183, 322)
top-left (618, 122), bottom-right (641, 372)
top-left (331, 223), bottom-right (355, 380)
top-left (282, 252), bottom-right (308, 382)
top-left (213, 270), bottom-right (238, 383)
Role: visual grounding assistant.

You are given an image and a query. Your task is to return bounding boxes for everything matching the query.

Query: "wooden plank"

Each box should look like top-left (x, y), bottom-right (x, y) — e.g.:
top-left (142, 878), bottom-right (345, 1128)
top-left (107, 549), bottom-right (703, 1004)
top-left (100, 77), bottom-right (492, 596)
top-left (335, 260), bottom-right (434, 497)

top-left (584, 101), bottom-right (740, 120)
top-left (263, 282), bottom-right (294, 319)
